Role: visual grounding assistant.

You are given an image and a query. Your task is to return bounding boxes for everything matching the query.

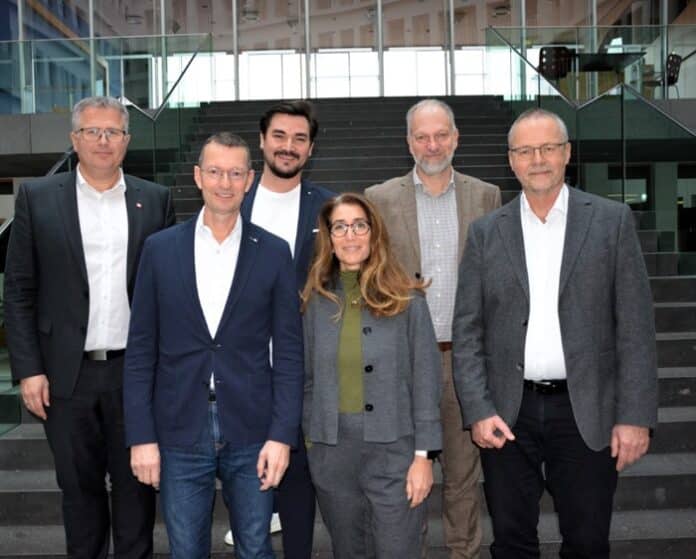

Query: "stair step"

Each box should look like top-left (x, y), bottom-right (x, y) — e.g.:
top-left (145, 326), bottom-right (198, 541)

top-left (1, 510), bottom-right (694, 557)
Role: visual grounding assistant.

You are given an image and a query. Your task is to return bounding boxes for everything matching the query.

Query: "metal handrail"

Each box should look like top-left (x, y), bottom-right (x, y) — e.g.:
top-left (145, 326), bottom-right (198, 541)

top-left (487, 26), bottom-right (576, 108)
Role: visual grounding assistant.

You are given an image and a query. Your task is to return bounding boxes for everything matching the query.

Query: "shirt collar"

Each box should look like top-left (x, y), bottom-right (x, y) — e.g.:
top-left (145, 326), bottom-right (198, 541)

top-left (195, 208), bottom-right (243, 246)
top-left (412, 166), bottom-right (455, 197)
top-left (76, 165), bottom-right (126, 197)
top-left (521, 184), bottom-right (569, 222)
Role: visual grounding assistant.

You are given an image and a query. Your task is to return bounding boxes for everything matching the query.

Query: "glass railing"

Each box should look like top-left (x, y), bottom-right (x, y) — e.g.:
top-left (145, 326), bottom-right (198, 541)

top-left (0, 33), bottom-right (212, 115)
top-left (488, 24), bottom-right (696, 104)
top-left (487, 28), bottom-right (696, 274)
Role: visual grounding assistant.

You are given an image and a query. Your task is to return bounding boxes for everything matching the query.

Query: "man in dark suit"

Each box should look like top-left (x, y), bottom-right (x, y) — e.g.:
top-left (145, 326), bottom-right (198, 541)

top-left (124, 132), bottom-right (304, 559)
top-left (231, 100), bottom-right (332, 558)
top-left (4, 96), bottom-right (175, 558)
top-left (452, 108), bottom-right (658, 558)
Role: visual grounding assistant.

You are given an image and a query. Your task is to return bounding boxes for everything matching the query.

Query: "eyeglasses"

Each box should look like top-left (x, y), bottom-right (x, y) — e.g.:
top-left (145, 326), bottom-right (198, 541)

top-left (75, 127), bottom-right (128, 141)
top-left (411, 131), bottom-right (452, 145)
top-left (330, 220), bottom-right (371, 238)
top-left (509, 142), bottom-right (567, 160)
top-left (200, 167), bottom-right (248, 182)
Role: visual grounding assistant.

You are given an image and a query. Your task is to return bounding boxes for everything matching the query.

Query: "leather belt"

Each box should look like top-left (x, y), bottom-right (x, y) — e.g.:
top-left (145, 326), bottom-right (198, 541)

top-left (523, 379), bottom-right (568, 395)
top-left (84, 349), bottom-right (126, 361)
top-left (437, 341), bottom-right (452, 352)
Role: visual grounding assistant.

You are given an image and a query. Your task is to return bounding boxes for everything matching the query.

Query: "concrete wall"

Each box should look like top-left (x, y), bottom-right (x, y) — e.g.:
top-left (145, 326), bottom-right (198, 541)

top-left (0, 113), bottom-right (71, 156)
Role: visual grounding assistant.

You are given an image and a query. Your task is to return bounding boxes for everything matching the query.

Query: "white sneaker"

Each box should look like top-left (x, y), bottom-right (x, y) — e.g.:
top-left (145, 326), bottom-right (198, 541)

top-left (224, 513), bottom-right (282, 546)
top-left (224, 530), bottom-right (234, 546)
top-left (270, 512), bottom-right (282, 533)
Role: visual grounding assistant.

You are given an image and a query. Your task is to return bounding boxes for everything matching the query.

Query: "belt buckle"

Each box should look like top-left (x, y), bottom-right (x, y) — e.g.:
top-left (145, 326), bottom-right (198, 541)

top-left (87, 349), bottom-right (108, 361)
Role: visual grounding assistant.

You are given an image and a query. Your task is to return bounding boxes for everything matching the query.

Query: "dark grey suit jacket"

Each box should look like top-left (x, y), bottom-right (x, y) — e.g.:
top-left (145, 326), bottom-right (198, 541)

top-left (4, 170), bottom-right (175, 398)
top-left (452, 187), bottom-right (658, 451)
top-left (303, 286), bottom-right (442, 451)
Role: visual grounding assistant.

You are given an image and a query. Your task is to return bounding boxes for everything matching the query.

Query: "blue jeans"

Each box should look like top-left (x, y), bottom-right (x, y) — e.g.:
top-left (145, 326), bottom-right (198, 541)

top-left (159, 402), bottom-right (274, 559)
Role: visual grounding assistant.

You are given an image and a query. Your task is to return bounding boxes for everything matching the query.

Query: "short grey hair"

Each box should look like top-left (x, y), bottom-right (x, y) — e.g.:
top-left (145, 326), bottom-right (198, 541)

top-left (406, 99), bottom-right (457, 136)
top-left (72, 96), bottom-right (129, 132)
top-left (197, 132), bottom-right (252, 169)
top-left (507, 108), bottom-right (569, 147)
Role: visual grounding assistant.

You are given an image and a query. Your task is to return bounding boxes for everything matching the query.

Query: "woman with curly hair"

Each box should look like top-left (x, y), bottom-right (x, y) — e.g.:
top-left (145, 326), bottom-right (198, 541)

top-left (301, 192), bottom-right (442, 558)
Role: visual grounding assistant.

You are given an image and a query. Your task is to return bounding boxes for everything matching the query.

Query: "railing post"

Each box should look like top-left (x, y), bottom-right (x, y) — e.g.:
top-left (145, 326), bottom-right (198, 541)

top-left (377, 0), bottom-right (384, 97)
top-left (304, 0), bottom-right (311, 98)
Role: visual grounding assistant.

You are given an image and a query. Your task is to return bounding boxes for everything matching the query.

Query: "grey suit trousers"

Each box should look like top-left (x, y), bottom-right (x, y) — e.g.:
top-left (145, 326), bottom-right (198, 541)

top-left (308, 414), bottom-right (425, 559)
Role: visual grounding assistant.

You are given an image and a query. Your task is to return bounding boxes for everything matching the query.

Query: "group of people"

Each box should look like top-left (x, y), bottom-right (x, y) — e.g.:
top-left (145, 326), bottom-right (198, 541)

top-left (3, 94), bottom-right (657, 559)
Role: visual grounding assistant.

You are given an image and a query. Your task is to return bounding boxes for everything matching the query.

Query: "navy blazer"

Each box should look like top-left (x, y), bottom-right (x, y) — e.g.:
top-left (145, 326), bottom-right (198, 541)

top-left (241, 177), bottom-right (334, 290)
top-left (123, 216), bottom-right (304, 449)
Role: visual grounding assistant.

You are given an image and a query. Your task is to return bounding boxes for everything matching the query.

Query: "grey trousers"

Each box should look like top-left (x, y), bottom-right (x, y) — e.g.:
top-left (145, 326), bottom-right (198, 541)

top-left (308, 414), bottom-right (425, 559)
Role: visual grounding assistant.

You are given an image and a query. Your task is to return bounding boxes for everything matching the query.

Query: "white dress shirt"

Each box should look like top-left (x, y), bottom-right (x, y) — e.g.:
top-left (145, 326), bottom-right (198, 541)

top-left (76, 165), bottom-right (130, 351)
top-left (521, 184), bottom-right (568, 381)
top-left (194, 209), bottom-right (243, 339)
top-left (250, 183), bottom-right (301, 258)
top-left (194, 209), bottom-right (243, 390)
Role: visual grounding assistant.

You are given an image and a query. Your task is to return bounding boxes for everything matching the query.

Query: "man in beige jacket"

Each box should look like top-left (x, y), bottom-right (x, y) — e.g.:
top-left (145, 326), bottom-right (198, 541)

top-left (365, 98), bottom-right (501, 559)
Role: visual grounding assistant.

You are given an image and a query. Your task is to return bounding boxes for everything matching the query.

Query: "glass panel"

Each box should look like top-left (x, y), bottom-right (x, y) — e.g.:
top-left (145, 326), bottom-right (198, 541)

top-left (234, 0), bottom-right (306, 99)
top-left (383, 0), bottom-right (449, 96)
top-left (622, 86), bottom-right (696, 272)
top-left (309, 0), bottom-right (379, 98)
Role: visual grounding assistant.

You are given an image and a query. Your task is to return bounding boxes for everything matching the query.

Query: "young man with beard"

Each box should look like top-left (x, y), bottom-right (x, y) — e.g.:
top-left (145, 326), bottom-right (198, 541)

top-left (365, 99), bottom-right (500, 559)
top-left (222, 101), bottom-right (333, 559)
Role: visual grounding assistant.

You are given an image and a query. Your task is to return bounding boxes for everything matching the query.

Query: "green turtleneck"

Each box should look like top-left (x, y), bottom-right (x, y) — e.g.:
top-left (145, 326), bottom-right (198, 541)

top-left (338, 270), bottom-right (364, 414)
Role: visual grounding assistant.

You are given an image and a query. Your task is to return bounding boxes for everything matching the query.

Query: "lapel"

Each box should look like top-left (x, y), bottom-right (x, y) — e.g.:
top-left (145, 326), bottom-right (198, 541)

top-left (176, 217), bottom-right (209, 333)
top-left (454, 171), bottom-right (472, 262)
top-left (397, 174), bottom-right (422, 269)
top-left (124, 175), bottom-right (144, 285)
top-left (240, 177), bottom-right (259, 223)
top-left (216, 219), bottom-right (260, 333)
top-left (55, 171), bottom-right (88, 286)
top-left (559, 187), bottom-right (594, 297)
top-left (294, 179), bottom-right (318, 262)
top-left (496, 195), bottom-right (530, 301)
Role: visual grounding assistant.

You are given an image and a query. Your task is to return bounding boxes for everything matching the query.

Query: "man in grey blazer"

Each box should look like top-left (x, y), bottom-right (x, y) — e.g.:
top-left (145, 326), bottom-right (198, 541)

top-left (452, 108), bottom-right (657, 558)
top-left (365, 99), bottom-right (501, 559)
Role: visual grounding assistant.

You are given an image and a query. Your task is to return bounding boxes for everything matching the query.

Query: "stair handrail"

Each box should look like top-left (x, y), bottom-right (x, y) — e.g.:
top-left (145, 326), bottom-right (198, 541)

top-left (487, 26), bottom-right (577, 108)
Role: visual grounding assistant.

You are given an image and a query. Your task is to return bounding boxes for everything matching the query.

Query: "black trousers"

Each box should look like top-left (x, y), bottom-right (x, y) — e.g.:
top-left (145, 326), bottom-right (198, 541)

top-left (480, 387), bottom-right (618, 559)
top-left (43, 356), bottom-right (155, 559)
top-left (274, 429), bottom-right (316, 559)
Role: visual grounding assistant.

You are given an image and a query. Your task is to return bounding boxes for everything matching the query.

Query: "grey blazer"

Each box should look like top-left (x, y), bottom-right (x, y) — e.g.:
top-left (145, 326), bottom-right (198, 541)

top-left (365, 170), bottom-right (502, 278)
top-left (452, 187), bottom-right (658, 451)
top-left (303, 286), bottom-right (442, 451)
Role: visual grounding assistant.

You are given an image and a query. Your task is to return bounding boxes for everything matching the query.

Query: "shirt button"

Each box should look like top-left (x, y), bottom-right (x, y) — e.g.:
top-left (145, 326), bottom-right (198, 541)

top-left (364, 404), bottom-right (374, 412)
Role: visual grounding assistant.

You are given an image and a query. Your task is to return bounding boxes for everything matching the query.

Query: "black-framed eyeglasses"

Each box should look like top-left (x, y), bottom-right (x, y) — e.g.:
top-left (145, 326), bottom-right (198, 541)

top-left (75, 127), bottom-right (128, 141)
top-left (330, 220), bottom-right (371, 238)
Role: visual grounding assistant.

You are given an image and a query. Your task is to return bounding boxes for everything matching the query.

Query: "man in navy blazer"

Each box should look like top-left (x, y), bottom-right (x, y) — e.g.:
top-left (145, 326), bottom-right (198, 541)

top-left (235, 101), bottom-right (333, 558)
top-left (124, 132), bottom-right (304, 559)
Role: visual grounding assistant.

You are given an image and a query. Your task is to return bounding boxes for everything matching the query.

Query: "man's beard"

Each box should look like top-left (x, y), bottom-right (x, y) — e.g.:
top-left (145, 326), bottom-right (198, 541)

top-left (265, 150), bottom-right (306, 180)
top-left (413, 150), bottom-right (454, 176)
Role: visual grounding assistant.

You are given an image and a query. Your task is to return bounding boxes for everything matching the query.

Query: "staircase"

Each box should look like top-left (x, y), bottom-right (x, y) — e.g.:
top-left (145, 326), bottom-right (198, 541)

top-left (0, 96), bottom-right (695, 557)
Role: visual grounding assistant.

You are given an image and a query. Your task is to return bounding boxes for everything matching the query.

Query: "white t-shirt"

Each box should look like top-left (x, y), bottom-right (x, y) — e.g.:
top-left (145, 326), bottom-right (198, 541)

top-left (250, 183), bottom-right (302, 258)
